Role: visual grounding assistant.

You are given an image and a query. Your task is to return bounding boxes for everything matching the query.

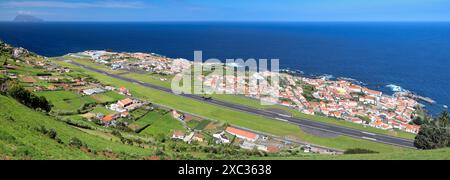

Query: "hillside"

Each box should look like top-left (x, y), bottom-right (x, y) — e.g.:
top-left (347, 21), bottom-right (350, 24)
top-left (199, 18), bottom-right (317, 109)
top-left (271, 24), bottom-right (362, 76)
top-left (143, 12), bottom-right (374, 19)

top-left (0, 95), bottom-right (154, 160)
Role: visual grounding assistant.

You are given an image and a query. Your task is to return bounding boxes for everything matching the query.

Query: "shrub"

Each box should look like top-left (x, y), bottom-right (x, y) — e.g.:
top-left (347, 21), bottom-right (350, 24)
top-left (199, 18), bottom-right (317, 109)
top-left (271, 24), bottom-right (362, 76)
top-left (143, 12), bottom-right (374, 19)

top-left (344, 148), bottom-right (379, 154)
top-left (48, 129), bottom-right (57, 139)
top-left (69, 137), bottom-right (84, 149)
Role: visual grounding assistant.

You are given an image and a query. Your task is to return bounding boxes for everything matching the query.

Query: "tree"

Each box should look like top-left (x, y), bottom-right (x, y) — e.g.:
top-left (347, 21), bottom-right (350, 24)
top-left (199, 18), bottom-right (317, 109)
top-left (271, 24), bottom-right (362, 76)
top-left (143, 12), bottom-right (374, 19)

top-left (2, 56), bottom-right (7, 66)
top-left (7, 82), bottom-right (51, 112)
top-left (414, 124), bottom-right (450, 150)
top-left (413, 115), bottom-right (432, 126)
top-left (437, 111), bottom-right (449, 127)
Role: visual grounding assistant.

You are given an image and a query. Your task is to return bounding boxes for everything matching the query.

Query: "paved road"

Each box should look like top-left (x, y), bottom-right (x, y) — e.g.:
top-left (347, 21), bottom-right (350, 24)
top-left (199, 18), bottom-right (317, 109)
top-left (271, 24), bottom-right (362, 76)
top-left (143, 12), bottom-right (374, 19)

top-left (68, 60), bottom-right (416, 148)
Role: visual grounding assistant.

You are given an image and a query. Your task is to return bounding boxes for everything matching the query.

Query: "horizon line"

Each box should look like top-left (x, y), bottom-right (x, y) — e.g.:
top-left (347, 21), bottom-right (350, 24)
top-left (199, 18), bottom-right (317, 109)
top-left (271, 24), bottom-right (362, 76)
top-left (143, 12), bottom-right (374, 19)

top-left (2, 20), bottom-right (450, 23)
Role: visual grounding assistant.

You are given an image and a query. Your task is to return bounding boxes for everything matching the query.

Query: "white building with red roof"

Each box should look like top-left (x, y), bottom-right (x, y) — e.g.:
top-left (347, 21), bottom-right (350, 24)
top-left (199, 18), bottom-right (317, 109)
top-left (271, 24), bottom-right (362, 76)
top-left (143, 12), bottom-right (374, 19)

top-left (226, 127), bottom-right (259, 142)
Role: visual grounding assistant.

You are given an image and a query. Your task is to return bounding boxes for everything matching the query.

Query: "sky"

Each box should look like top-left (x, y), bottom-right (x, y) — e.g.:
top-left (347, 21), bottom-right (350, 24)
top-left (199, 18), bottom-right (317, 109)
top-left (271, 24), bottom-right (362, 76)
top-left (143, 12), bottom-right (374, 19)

top-left (0, 0), bottom-right (449, 22)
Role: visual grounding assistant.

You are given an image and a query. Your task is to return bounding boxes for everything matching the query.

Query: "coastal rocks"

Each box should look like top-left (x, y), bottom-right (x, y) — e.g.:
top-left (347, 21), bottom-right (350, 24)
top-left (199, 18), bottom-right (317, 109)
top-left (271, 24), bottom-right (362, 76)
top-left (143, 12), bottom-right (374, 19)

top-left (13, 47), bottom-right (29, 59)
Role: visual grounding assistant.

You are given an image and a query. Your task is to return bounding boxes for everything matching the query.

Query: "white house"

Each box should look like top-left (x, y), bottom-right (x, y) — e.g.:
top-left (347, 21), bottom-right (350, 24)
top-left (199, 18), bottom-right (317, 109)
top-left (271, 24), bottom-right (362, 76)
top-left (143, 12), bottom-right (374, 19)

top-left (213, 132), bottom-right (230, 144)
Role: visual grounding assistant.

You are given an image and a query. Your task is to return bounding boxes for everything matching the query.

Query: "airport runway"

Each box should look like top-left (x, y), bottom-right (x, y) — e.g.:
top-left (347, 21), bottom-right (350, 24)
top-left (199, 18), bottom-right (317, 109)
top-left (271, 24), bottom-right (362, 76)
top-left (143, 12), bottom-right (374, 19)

top-left (68, 60), bottom-right (416, 148)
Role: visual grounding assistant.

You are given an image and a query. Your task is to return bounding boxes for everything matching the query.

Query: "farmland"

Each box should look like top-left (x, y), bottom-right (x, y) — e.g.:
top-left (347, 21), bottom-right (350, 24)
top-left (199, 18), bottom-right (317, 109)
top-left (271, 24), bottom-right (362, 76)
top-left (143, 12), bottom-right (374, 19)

top-left (90, 91), bottom-right (126, 104)
top-left (127, 108), bottom-right (186, 136)
top-left (139, 113), bottom-right (186, 137)
top-left (36, 91), bottom-right (96, 112)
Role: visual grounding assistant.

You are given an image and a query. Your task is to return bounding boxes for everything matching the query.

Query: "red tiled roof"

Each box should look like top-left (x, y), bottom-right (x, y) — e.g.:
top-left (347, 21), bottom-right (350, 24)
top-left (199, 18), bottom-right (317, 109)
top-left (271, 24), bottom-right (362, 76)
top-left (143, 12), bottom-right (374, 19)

top-left (118, 98), bottom-right (133, 106)
top-left (226, 127), bottom-right (257, 140)
top-left (119, 87), bottom-right (128, 92)
top-left (267, 146), bottom-right (280, 153)
top-left (173, 131), bottom-right (185, 137)
top-left (102, 115), bottom-right (114, 122)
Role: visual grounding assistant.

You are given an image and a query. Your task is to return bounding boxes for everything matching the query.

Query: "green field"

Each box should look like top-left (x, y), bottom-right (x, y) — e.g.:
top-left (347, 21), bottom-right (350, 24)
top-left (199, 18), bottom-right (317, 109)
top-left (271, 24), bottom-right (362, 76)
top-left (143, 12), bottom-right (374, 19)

top-left (194, 120), bottom-right (211, 131)
top-left (36, 90), bottom-right (124, 113)
top-left (130, 111), bottom-right (160, 128)
top-left (54, 59), bottom-right (407, 153)
top-left (131, 108), bottom-right (150, 119)
top-left (90, 91), bottom-right (126, 104)
top-left (91, 106), bottom-right (115, 115)
top-left (36, 91), bottom-right (96, 112)
top-left (138, 112), bottom-right (186, 137)
top-left (187, 120), bottom-right (201, 129)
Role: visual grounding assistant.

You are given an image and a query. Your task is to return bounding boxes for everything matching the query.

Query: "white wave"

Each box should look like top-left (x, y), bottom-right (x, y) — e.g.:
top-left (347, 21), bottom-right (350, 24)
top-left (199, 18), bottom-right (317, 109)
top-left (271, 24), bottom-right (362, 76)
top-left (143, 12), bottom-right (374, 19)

top-left (386, 84), bottom-right (409, 93)
top-left (337, 77), bottom-right (364, 85)
top-left (319, 74), bottom-right (334, 80)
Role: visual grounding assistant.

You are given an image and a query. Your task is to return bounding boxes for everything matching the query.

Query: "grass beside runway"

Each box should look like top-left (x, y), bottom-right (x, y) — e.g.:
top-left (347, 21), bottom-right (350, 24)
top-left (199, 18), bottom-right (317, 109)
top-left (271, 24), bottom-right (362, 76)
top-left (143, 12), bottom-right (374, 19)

top-left (251, 148), bottom-right (450, 160)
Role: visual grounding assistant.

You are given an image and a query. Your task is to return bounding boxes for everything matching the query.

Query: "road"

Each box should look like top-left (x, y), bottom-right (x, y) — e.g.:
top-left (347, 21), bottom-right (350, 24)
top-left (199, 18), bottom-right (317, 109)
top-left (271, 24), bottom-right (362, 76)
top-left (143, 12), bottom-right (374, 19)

top-left (68, 60), bottom-right (416, 148)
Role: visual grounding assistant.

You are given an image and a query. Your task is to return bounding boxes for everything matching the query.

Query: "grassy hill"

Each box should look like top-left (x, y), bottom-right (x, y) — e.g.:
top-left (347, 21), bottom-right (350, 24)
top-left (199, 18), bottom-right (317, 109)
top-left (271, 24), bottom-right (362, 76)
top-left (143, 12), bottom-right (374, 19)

top-left (0, 95), bottom-right (155, 160)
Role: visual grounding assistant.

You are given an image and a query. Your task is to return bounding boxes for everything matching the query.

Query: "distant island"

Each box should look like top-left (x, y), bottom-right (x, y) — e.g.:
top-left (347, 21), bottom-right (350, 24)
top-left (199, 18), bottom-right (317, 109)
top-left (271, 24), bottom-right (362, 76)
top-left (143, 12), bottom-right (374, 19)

top-left (13, 15), bottom-right (44, 22)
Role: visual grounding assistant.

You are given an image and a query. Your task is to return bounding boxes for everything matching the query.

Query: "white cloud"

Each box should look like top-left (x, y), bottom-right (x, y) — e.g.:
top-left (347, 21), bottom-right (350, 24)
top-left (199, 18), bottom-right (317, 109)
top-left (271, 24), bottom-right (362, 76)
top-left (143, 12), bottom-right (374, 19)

top-left (0, 1), bottom-right (144, 9)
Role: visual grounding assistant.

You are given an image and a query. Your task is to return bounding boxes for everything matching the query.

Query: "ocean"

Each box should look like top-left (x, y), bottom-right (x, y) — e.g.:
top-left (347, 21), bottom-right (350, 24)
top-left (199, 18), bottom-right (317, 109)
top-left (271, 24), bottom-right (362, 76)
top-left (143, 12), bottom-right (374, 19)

top-left (0, 22), bottom-right (448, 114)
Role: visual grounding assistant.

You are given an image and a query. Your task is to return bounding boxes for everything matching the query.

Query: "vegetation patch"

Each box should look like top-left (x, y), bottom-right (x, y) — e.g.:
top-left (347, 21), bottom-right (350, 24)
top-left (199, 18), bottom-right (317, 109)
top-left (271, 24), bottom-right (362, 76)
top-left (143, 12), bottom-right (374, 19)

top-left (36, 91), bottom-right (96, 113)
top-left (139, 113), bottom-right (185, 137)
top-left (90, 91), bottom-right (125, 104)
top-left (194, 120), bottom-right (212, 131)
top-left (344, 148), bottom-right (379, 154)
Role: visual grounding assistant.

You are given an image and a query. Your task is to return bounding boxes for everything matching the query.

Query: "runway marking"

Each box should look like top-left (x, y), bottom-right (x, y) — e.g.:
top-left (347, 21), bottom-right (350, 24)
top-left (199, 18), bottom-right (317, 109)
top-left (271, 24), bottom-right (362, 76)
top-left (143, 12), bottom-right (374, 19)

top-left (362, 137), bottom-right (377, 141)
top-left (361, 131), bottom-right (376, 136)
top-left (275, 118), bottom-right (289, 122)
top-left (277, 114), bottom-right (292, 118)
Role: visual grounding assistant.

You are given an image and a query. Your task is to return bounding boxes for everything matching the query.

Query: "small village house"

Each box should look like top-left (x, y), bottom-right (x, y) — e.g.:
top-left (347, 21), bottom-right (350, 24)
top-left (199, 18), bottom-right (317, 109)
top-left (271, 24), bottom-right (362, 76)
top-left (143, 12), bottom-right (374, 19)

top-left (172, 131), bottom-right (185, 140)
top-left (226, 127), bottom-right (259, 142)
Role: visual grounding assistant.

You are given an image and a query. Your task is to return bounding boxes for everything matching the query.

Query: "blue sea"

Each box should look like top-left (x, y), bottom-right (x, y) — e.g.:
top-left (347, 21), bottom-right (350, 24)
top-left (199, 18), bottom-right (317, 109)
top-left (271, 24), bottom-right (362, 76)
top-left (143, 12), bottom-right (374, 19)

top-left (0, 22), bottom-right (449, 115)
